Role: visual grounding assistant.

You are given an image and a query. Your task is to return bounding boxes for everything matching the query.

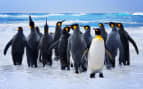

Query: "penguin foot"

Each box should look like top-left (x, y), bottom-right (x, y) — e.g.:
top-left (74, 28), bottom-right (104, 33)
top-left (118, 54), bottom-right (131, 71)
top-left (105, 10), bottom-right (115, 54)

top-left (71, 64), bottom-right (73, 67)
top-left (61, 66), bottom-right (66, 70)
top-left (99, 73), bottom-right (104, 78)
top-left (90, 73), bottom-right (95, 78)
top-left (75, 70), bottom-right (79, 74)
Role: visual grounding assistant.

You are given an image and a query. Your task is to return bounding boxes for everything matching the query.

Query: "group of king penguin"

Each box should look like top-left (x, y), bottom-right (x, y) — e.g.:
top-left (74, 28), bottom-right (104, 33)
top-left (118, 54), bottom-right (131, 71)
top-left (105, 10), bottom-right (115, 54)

top-left (3, 16), bottom-right (139, 78)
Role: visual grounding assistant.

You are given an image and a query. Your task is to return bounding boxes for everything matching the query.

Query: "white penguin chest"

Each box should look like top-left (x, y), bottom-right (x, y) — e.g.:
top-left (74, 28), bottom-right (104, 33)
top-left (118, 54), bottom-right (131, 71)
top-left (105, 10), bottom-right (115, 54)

top-left (88, 39), bottom-right (105, 73)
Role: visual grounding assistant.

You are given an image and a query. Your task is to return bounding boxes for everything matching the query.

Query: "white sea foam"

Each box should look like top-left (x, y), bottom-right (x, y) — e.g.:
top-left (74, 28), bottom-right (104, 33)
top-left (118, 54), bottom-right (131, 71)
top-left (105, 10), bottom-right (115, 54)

top-left (132, 12), bottom-right (143, 16)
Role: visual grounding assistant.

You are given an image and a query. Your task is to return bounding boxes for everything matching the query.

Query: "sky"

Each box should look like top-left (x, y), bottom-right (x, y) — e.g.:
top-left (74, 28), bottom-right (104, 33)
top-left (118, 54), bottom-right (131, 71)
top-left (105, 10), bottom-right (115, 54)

top-left (0, 0), bottom-right (142, 13)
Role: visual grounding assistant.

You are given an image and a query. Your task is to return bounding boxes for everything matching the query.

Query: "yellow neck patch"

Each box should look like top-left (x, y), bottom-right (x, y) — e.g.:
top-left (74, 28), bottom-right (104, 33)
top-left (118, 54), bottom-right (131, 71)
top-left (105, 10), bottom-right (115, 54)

top-left (73, 25), bottom-right (77, 30)
top-left (118, 24), bottom-right (121, 27)
top-left (99, 24), bottom-right (102, 27)
top-left (111, 24), bottom-right (114, 28)
top-left (94, 35), bottom-right (103, 40)
top-left (65, 28), bottom-right (69, 32)
top-left (58, 23), bottom-right (61, 26)
top-left (84, 26), bottom-right (88, 30)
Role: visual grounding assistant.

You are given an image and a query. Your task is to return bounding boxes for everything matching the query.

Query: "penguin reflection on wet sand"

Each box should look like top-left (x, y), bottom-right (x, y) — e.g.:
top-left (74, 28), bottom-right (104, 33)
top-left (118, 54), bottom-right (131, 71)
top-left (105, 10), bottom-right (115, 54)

top-left (4, 27), bottom-right (31, 65)
top-left (38, 19), bottom-right (53, 67)
top-left (58, 26), bottom-right (71, 70)
top-left (105, 22), bottom-right (124, 69)
top-left (116, 23), bottom-right (139, 66)
top-left (88, 28), bottom-right (105, 78)
top-left (83, 25), bottom-right (92, 48)
top-left (26, 16), bottom-right (40, 68)
top-left (53, 20), bottom-right (65, 61)
top-left (67, 24), bottom-right (87, 74)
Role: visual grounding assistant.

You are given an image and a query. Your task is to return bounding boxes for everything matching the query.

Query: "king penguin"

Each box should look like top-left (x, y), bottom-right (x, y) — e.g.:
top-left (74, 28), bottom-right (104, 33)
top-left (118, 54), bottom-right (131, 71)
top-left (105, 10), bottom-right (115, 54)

top-left (105, 22), bottom-right (124, 69)
top-left (58, 26), bottom-right (71, 70)
top-left (26, 16), bottom-right (40, 68)
top-left (4, 27), bottom-right (31, 65)
top-left (67, 24), bottom-right (87, 74)
top-left (83, 25), bottom-right (92, 48)
top-left (116, 23), bottom-right (139, 65)
top-left (38, 19), bottom-right (53, 67)
top-left (99, 23), bottom-right (108, 42)
top-left (53, 20), bottom-right (65, 60)
top-left (88, 28), bottom-right (105, 78)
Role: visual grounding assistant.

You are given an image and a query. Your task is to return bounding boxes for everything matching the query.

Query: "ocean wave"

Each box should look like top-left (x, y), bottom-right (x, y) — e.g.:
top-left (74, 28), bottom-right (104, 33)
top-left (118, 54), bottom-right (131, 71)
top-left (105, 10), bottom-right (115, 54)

top-left (132, 12), bottom-right (143, 16)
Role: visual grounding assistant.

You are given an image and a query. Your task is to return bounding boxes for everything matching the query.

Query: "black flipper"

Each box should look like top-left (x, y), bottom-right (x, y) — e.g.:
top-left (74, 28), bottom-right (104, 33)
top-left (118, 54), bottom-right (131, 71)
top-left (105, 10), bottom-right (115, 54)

top-left (4, 39), bottom-right (13, 55)
top-left (48, 40), bottom-right (59, 51)
top-left (128, 35), bottom-right (139, 54)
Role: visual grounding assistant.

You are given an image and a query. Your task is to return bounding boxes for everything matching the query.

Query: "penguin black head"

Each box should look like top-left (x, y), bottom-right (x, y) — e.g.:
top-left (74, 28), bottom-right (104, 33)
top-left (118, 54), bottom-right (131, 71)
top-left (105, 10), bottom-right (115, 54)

top-left (71, 24), bottom-right (79, 30)
top-left (63, 26), bottom-right (71, 32)
top-left (99, 23), bottom-right (104, 28)
top-left (116, 23), bottom-right (124, 29)
top-left (17, 26), bottom-right (23, 31)
top-left (44, 18), bottom-right (49, 33)
top-left (56, 20), bottom-right (65, 27)
top-left (29, 16), bottom-right (35, 29)
top-left (109, 22), bottom-right (116, 28)
top-left (83, 25), bottom-right (90, 30)
top-left (93, 28), bottom-right (101, 35)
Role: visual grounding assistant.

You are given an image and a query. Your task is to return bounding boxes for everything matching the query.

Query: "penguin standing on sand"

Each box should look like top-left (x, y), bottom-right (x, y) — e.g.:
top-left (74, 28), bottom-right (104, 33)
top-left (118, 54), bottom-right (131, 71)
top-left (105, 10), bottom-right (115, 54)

top-left (105, 22), bottom-right (124, 69)
top-left (4, 27), bottom-right (31, 65)
top-left (26, 16), bottom-right (40, 67)
top-left (99, 23), bottom-right (108, 42)
top-left (116, 23), bottom-right (139, 65)
top-left (38, 19), bottom-right (53, 67)
top-left (83, 25), bottom-right (92, 48)
top-left (88, 28), bottom-right (105, 78)
top-left (67, 24), bottom-right (87, 73)
top-left (53, 20), bottom-right (65, 60)
top-left (58, 26), bottom-right (71, 70)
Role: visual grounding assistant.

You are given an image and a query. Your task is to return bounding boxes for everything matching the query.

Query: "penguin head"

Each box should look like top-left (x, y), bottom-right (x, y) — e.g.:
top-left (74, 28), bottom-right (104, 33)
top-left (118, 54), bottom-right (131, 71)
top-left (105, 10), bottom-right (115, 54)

top-left (17, 26), bottom-right (23, 31)
top-left (109, 22), bottom-right (115, 28)
top-left (99, 23), bottom-right (104, 28)
top-left (56, 20), bottom-right (65, 27)
top-left (29, 16), bottom-right (35, 29)
top-left (83, 25), bottom-right (90, 31)
top-left (116, 23), bottom-right (124, 29)
top-left (93, 28), bottom-right (101, 35)
top-left (63, 26), bottom-right (71, 32)
top-left (71, 24), bottom-right (79, 30)
top-left (44, 18), bottom-right (49, 33)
